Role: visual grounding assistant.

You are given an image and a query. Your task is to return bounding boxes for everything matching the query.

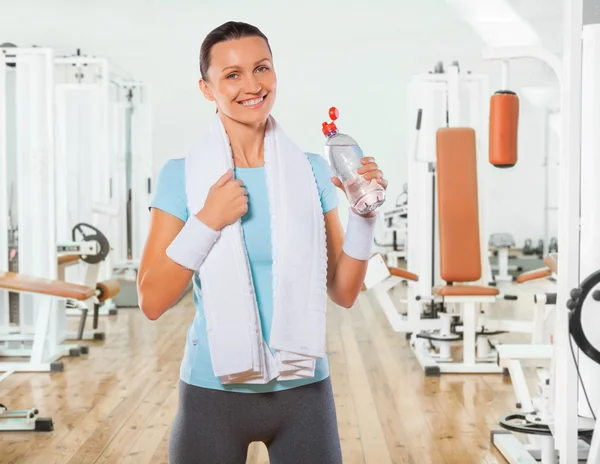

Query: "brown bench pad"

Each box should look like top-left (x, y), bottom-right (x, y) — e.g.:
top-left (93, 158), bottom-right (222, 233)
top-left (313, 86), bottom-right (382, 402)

top-left (0, 272), bottom-right (95, 301)
top-left (389, 267), bottom-right (419, 282)
top-left (434, 285), bottom-right (499, 297)
top-left (516, 267), bottom-right (552, 284)
top-left (96, 280), bottom-right (121, 303)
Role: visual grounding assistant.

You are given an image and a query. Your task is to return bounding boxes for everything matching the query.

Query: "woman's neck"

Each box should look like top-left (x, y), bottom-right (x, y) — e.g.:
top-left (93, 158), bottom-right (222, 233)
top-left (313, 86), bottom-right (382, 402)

top-left (220, 113), bottom-right (267, 168)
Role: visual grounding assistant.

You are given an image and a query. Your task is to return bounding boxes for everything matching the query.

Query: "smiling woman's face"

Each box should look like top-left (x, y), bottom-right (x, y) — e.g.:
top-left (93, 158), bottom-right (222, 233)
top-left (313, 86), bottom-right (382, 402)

top-left (200, 36), bottom-right (277, 125)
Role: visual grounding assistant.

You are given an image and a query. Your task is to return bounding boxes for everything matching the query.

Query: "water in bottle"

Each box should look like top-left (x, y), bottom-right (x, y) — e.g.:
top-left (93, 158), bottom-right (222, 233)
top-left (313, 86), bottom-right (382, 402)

top-left (322, 107), bottom-right (385, 214)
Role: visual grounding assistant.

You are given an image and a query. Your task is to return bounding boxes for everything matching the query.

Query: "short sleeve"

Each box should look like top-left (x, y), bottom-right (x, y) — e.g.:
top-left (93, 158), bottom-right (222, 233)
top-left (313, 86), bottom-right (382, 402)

top-left (149, 158), bottom-right (189, 222)
top-left (306, 153), bottom-right (339, 214)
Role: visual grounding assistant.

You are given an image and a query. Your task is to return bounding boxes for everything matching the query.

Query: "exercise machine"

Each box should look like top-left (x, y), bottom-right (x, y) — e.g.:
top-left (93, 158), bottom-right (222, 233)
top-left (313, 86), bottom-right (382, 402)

top-left (0, 46), bottom-right (119, 373)
top-left (364, 62), bottom-right (538, 375)
top-left (54, 52), bottom-right (119, 316)
top-left (408, 126), bottom-right (504, 376)
top-left (109, 75), bottom-right (153, 308)
top-left (406, 61), bottom-right (493, 315)
top-left (406, 63), bottom-right (529, 375)
top-left (56, 222), bottom-right (117, 339)
top-left (53, 50), bottom-right (152, 308)
top-left (487, 1), bottom-right (600, 461)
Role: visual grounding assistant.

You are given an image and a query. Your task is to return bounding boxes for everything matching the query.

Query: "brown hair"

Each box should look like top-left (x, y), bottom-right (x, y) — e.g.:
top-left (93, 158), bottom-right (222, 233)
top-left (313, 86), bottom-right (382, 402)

top-left (199, 21), bottom-right (272, 81)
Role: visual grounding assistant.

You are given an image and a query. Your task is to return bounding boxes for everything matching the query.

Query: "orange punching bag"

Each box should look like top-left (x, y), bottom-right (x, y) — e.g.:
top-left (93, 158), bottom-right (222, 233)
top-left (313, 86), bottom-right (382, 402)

top-left (489, 90), bottom-right (519, 168)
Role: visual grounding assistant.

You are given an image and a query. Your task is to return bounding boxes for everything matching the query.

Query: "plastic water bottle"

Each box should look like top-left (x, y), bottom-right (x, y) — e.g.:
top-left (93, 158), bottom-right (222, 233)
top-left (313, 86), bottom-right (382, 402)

top-left (322, 107), bottom-right (385, 214)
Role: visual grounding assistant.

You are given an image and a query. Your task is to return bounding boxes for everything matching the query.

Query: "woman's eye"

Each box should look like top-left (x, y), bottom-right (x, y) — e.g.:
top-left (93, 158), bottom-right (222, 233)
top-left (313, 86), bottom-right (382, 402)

top-left (256, 66), bottom-right (268, 73)
top-left (226, 73), bottom-right (238, 79)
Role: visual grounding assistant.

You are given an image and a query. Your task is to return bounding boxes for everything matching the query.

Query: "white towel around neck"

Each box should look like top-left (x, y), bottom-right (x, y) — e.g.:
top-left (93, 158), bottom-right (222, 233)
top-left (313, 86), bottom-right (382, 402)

top-left (185, 114), bottom-right (328, 384)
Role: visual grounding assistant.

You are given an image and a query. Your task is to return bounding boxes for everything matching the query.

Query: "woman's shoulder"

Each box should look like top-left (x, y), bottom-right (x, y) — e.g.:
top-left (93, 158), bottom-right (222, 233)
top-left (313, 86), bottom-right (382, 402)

top-left (304, 152), bottom-right (329, 170)
top-left (304, 152), bottom-right (332, 186)
top-left (159, 157), bottom-right (186, 177)
top-left (150, 157), bottom-right (188, 222)
top-left (304, 152), bottom-right (339, 213)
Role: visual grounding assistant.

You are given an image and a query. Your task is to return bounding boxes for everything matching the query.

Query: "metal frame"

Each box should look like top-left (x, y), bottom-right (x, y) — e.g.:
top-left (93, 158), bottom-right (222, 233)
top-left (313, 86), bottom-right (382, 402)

top-left (406, 63), bottom-right (492, 321)
top-left (109, 79), bottom-right (153, 286)
top-left (365, 62), bottom-right (544, 375)
top-left (54, 55), bottom-right (118, 317)
top-left (409, 295), bottom-right (505, 375)
top-left (404, 63), bottom-right (526, 374)
top-left (54, 53), bottom-right (153, 303)
top-left (0, 47), bottom-right (90, 373)
top-left (485, 1), bottom-right (600, 462)
top-left (362, 253), bottom-right (440, 334)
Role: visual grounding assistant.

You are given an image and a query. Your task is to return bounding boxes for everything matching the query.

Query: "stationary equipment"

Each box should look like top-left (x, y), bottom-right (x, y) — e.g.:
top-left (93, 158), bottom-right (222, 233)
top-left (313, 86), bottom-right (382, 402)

top-left (57, 222), bottom-right (118, 339)
top-left (53, 50), bottom-right (153, 308)
top-left (0, 46), bottom-right (119, 373)
top-left (363, 62), bottom-right (536, 375)
top-left (364, 63), bottom-right (488, 338)
top-left (487, 1), bottom-right (600, 461)
top-left (408, 127), bottom-right (505, 375)
top-left (405, 61), bottom-right (493, 332)
top-left (54, 52), bottom-right (119, 316)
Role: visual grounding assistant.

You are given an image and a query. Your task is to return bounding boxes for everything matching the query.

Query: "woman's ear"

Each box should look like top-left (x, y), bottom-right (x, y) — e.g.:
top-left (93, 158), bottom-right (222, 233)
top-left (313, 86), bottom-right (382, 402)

top-left (199, 79), bottom-right (214, 102)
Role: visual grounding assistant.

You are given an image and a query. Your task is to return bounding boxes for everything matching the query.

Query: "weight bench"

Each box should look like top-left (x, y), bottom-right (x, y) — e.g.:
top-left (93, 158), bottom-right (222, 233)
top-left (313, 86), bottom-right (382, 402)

top-left (362, 253), bottom-right (441, 333)
top-left (0, 271), bottom-right (96, 372)
top-left (409, 128), bottom-right (505, 375)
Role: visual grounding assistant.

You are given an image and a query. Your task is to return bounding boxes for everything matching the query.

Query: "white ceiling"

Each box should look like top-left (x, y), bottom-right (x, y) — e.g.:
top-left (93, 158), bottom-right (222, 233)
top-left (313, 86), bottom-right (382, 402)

top-left (447, 0), bottom-right (562, 52)
top-left (508, 0), bottom-right (562, 51)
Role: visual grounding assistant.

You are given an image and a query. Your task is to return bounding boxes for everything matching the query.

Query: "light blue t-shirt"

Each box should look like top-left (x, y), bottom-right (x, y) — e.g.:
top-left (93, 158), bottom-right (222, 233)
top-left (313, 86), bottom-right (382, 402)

top-left (150, 153), bottom-right (339, 393)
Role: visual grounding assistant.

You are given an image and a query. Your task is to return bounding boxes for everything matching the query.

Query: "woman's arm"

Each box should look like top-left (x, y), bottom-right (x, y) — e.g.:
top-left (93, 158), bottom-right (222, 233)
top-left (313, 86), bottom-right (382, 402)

top-left (324, 208), bottom-right (372, 308)
top-left (137, 209), bottom-right (195, 320)
top-left (325, 156), bottom-right (387, 308)
top-left (137, 168), bottom-right (248, 321)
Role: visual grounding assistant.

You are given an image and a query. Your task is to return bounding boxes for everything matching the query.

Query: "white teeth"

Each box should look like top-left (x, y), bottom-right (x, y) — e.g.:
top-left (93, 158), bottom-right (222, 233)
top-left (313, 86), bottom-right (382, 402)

top-left (240, 96), bottom-right (264, 106)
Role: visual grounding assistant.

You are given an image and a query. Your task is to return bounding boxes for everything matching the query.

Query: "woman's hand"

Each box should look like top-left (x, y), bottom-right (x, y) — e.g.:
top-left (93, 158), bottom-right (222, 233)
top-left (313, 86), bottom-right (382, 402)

top-left (196, 169), bottom-right (248, 230)
top-left (330, 156), bottom-right (388, 217)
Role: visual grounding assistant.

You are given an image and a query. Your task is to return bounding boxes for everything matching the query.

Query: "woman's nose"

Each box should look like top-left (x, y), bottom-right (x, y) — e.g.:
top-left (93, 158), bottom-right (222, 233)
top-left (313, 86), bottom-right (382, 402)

top-left (243, 74), bottom-right (262, 94)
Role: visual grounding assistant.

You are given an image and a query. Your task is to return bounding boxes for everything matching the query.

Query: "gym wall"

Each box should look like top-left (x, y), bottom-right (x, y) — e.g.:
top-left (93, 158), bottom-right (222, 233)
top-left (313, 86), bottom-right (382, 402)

top-left (0, 0), bottom-right (558, 244)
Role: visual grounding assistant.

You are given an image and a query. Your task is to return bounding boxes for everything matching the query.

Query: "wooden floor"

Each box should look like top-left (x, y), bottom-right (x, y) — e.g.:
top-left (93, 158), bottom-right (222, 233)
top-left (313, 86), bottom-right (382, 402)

top-left (0, 287), bottom-right (529, 464)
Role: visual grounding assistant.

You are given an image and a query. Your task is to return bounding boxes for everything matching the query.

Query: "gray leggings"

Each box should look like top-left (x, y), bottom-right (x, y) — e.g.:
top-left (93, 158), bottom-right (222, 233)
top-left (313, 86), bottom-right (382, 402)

top-left (168, 377), bottom-right (343, 464)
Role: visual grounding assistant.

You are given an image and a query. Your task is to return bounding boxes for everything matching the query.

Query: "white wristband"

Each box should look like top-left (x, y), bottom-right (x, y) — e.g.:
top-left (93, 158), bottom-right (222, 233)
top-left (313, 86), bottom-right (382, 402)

top-left (166, 215), bottom-right (221, 270)
top-left (342, 209), bottom-right (377, 261)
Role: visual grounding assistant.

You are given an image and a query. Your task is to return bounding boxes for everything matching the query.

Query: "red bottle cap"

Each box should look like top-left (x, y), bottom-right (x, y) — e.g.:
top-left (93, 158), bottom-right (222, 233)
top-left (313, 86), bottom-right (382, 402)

top-left (322, 121), bottom-right (337, 135)
top-left (322, 106), bottom-right (339, 136)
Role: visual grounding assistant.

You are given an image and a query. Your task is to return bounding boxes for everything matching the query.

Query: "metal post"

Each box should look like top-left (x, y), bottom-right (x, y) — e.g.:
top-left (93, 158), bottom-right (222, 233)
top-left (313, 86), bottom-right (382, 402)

top-left (556, 0), bottom-right (583, 461)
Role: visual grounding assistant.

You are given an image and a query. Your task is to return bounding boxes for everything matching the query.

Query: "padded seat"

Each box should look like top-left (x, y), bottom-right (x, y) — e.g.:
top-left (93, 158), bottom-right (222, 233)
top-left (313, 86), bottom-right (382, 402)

top-left (0, 272), bottom-right (95, 301)
top-left (434, 285), bottom-right (499, 297)
top-left (96, 280), bottom-right (121, 303)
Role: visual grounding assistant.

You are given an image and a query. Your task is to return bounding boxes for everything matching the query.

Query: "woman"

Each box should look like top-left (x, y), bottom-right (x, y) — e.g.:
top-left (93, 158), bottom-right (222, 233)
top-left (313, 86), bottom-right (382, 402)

top-left (137, 21), bottom-right (388, 464)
